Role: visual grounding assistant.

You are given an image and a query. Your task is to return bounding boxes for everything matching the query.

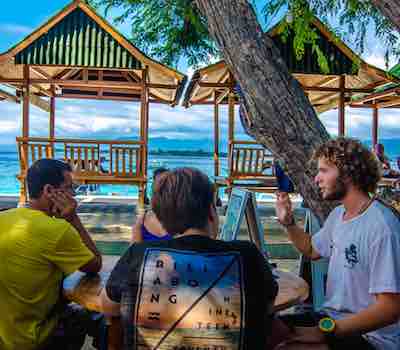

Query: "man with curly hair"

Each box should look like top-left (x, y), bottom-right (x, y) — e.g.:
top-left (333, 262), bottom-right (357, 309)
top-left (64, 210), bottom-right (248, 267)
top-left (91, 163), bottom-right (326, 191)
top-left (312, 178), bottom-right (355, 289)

top-left (275, 137), bottom-right (400, 350)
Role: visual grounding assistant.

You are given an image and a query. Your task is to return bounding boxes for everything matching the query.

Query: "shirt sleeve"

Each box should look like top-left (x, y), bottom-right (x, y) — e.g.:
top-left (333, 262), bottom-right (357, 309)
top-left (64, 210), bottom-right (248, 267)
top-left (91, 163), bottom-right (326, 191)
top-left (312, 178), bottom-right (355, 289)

top-left (368, 231), bottom-right (400, 294)
top-left (311, 208), bottom-right (340, 258)
top-left (45, 224), bottom-right (94, 276)
top-left (106, 245), bottom-right (135, 303)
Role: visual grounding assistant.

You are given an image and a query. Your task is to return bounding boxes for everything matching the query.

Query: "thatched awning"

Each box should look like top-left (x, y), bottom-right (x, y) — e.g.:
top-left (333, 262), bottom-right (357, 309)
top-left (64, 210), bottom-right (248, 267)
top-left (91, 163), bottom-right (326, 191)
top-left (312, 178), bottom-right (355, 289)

top-left (350, 63), bottom-right (400, 109)
top-left (0, 0), bottom-right (186, 105)
top-left (183, 16), bottom-right (397, 113)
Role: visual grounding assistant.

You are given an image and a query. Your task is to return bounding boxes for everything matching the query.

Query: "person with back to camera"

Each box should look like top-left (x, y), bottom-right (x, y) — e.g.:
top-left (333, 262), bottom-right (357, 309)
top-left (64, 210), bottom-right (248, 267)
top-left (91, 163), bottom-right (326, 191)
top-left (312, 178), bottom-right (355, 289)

top-left (275, 137), bottom-right (400, 350)
top-left (100, 167), bottom-right (290, 349)
top-left (131, 167), bottom-right (173, 242)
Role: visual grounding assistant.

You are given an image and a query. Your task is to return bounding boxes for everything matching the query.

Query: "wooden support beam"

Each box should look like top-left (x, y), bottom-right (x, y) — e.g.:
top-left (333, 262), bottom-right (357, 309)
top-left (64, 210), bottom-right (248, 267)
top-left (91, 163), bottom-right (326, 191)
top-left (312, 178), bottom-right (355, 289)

top-left (372, 106), bottom-right (378, 147)
top-left (214, 93), bottom-right (220, 177)
top-left (338, 75), bottom-right (345, 136)
top-left (303, 86), bottom-right (375, 93)
top-left (22, 65), bottom-right (30, 138)
top-left (315, 76), bottom-right (340, 87)
top-left (0, 88), bottom-right (19, 103)
top-left (31, 66), bottom-right (51, 79)
top-left (199, 82), bottom-right (235, 88)
top-left (0, 78), bottom-right (178, 91)
top-left (215, 89), bottom-right (230, 105)
top-left (58, 94), bottom-right (141, 102)
top-left (377, 97), bottom-right (400, 108)
top-left (50, 86), bottom-right (55, 138)
top-left (349, 103), bottom-right (378, 109)
top-left (309, 92), bottom-right (338, 105)
top-left (352, 88), bottom-right (399, 104)
top-left (140, 68), bottom-right (149, 179)
top-left (29, 94), bottom-right (50, 112)
top-left (82, 69), bottom-right (89, 82)
top-left (228, 91), bottom-right (235, 145)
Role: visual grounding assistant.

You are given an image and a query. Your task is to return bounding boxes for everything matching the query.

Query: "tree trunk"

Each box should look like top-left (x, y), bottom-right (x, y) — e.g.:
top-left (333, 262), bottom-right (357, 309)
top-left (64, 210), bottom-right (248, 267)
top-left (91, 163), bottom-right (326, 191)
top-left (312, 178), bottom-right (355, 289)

top-left (194, 0), bottom-right (334, 222)
top-left (371, 0), bottom-right (400, 32)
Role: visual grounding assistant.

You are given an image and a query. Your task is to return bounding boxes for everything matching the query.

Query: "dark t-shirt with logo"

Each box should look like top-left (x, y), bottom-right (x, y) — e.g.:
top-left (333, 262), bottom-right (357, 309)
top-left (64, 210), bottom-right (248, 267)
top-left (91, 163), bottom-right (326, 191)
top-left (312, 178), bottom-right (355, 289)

top-left (106, 235), bottom-right (278, 350)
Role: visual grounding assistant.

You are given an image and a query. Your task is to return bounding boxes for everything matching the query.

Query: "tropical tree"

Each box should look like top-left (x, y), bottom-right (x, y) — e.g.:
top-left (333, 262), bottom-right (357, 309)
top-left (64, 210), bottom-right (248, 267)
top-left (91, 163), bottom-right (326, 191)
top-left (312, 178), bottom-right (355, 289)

top-left (90, 0), bottom-right (399, 222)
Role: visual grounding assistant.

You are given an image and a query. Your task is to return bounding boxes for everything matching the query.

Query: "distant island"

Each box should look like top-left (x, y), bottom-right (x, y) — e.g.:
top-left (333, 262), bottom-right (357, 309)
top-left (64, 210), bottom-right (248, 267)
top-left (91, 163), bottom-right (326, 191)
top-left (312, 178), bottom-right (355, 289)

top-left (149, 149), bottom-right (228, 157)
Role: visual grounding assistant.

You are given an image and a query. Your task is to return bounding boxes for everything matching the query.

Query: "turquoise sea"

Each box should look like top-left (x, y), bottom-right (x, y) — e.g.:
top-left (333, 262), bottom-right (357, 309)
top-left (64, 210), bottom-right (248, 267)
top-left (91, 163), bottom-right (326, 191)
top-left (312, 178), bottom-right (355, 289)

top-left (0, 138), bottom-right (399, 197)
top-left (0, 140), bottom-right (229, 197)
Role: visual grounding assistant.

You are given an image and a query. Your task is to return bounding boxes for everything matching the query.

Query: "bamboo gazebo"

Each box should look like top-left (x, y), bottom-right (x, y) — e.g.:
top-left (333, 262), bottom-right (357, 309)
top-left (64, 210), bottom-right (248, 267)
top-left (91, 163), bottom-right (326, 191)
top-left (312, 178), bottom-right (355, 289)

top-left (350, 63), bottom-right (400, 147)
top-left (0, 0), bottom-right (186, 209)
top-left (183, 15), bottom-right (396, 194)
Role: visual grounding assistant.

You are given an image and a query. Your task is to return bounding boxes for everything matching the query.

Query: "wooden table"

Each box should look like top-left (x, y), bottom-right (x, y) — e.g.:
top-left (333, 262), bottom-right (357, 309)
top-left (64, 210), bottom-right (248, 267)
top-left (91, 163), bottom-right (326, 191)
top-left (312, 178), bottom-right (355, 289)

top-left (63, 256), bottom-right (308, 348)
top-left (64, 256), bottom-right (308, 312)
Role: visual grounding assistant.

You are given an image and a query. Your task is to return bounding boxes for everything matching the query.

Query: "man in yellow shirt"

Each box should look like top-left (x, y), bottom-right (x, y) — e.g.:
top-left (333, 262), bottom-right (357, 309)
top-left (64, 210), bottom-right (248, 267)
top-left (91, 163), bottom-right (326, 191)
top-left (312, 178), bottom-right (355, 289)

top-left (0, 159), bottom-right (102, 350)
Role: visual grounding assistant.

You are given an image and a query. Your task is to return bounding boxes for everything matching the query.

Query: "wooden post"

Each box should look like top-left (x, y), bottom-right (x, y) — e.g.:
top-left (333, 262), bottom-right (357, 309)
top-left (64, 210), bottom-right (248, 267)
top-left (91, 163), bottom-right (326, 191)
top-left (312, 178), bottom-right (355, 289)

top-left (50, 86), bottom-right (55, 146)
top-left (338, 75), bottom-right (345, 136)
top-left (214, 93), bottom-right (220, 177)
top-left (138, 67), bottom-right (149, 213)
top-left (19, 65), bottom-right (30, 205)
top-left (49, 86), bottom-right (56, 159)
top-left (372, 106), bottom-right (379, 147)
top-left (22, 65), bottom-right (30, 138)
top-left (228, 89), bottom-right (235, 180)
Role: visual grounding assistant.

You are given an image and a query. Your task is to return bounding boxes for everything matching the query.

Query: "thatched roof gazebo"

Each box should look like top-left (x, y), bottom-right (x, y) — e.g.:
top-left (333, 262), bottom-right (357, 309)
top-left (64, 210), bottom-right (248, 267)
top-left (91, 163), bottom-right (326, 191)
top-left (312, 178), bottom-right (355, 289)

top-left (0, 0), bottom-right (186, 209)
top-left (350, 63), bottom-right (400, 147)
top-left (182, 15), bottom-right (397, 195)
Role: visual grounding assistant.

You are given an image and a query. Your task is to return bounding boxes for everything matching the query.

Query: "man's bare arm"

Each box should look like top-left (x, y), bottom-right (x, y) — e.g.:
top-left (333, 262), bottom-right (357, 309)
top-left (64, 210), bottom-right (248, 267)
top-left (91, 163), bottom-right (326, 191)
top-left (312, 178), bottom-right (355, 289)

top-left (275, 191), bottom-right (321, 260)
top-left (67, 213), bottom-right (102, 273)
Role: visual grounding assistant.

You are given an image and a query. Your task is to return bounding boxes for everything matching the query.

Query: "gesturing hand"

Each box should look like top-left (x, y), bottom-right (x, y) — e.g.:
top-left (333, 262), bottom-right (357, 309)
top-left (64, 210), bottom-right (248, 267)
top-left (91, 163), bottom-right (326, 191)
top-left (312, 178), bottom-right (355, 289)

top-left (275, 191), bottom-right (294, 227)
top-left (49, 189), bottom-right (77, 221)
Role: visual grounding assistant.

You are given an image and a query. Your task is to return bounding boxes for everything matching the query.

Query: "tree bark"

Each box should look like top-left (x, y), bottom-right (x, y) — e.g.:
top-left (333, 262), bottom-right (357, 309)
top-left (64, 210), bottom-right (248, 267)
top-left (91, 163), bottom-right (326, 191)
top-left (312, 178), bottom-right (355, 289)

top-left (194, 0), bottom-right (334, 222)
top-left (371, 0), bottom-right (400, 32)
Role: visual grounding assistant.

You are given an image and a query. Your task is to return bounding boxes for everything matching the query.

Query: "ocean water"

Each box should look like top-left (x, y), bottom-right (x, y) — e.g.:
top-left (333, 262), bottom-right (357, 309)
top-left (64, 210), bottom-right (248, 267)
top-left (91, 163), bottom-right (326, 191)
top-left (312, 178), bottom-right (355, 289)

top-left (0, 144), bottom-right (229, 197)
top-left (1, 138), bottom-right (399, 197)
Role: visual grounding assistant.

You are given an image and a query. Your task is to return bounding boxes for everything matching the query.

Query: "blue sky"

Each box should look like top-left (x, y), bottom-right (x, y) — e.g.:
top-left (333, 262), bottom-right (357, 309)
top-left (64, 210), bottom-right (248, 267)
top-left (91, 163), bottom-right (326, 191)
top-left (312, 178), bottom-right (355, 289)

top-left (0, 0), bottom-right (399, 145)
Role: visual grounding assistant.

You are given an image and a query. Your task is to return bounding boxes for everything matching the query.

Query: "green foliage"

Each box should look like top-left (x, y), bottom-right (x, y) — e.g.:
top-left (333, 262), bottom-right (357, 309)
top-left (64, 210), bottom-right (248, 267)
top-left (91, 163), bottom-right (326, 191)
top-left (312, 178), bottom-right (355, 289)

top-left (89, 0), bottom-right (399, 70)
top-left (263, 0), bottom-right (400, 69)
top-left (89, 0), bottom-right (219, 67)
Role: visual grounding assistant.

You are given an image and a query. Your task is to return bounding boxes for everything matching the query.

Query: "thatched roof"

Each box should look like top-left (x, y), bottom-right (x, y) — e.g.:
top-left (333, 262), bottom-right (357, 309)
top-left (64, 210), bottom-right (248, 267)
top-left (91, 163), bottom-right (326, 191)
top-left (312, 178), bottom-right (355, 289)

top-left (0, 0), bottom-right (186, 106)
top-left (183, 16), bottom-right (397, 113)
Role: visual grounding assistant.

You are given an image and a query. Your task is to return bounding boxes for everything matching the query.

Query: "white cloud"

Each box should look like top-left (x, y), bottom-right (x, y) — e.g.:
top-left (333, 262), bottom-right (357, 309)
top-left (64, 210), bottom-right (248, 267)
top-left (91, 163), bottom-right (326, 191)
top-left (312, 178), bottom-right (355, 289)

top-left (0, 24), bottom-right (33, 35)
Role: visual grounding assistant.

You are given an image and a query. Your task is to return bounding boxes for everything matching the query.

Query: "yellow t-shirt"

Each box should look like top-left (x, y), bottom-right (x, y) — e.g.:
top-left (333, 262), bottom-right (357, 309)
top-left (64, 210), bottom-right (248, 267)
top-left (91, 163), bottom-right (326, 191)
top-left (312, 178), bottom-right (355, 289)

top-left (0, 208), bottom-right (94, 350)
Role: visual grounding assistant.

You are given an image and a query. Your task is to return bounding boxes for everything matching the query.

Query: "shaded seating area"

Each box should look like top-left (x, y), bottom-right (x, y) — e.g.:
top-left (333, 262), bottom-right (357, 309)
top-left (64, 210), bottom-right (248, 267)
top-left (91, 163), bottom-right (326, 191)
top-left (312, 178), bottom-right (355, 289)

top-left (0, 0), bottom-right (186, 209)
top-left (183, 14), bottom-right (396, 196)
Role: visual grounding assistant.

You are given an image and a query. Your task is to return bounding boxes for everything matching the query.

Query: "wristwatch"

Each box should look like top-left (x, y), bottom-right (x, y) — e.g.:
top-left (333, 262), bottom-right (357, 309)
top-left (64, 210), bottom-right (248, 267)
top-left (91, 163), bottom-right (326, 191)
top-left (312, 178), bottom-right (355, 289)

top-left (319, 317), bottom-right (336, 340)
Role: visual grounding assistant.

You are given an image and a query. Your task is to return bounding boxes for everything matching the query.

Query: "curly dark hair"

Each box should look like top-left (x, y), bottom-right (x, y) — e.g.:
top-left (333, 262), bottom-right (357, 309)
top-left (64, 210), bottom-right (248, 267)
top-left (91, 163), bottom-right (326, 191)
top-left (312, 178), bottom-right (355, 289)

top-left (312, 137), bottom-right (381, 194)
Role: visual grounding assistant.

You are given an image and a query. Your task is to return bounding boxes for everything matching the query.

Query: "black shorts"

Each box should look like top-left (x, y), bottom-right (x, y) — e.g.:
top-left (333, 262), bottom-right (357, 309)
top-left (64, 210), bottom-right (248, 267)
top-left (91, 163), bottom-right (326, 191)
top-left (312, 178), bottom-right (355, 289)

top-left (39, 304), bottom-right (106, 350)
top-left (279, 312), bottom-right (376, 350)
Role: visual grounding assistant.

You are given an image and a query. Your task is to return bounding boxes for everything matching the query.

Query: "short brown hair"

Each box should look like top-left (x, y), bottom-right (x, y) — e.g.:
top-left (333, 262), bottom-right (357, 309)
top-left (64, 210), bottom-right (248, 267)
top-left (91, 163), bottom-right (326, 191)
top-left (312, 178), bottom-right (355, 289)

top-left (312, 137), bottom-right (381, 194)
top-left (151, 167), bottom-right (214, 235)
